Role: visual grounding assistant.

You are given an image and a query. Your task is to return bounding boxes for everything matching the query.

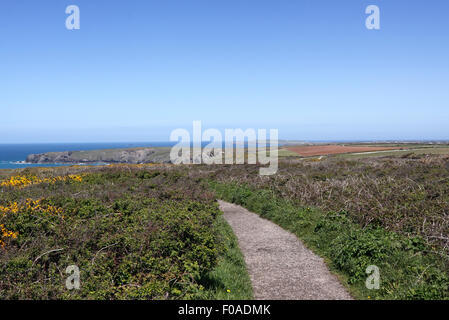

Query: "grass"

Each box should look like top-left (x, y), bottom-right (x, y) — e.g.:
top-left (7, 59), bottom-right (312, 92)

top-left (211, 181), bottom-right (449, 300)
top-left (278, 148), bottom-right (301, 158)
top-left (197, 215), bottom-right (253, 300)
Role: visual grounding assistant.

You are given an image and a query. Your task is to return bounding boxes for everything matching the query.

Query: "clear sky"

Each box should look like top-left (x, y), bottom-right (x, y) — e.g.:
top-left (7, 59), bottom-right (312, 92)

top-left (1, 0), bottom-right (448, 143)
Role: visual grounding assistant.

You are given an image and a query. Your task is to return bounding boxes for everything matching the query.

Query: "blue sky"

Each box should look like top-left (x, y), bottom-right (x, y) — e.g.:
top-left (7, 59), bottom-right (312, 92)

top-left (1, 0), bottom-right (448, 143)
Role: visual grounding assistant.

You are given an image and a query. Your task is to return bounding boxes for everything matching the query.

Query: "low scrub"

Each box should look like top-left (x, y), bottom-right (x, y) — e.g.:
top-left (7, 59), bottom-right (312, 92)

top-left (0, 167), bottom-right (251, 299)
top-left (212, 181), bottom-right (449, 300)
top-left (207, 156), bottom-right (449, 251)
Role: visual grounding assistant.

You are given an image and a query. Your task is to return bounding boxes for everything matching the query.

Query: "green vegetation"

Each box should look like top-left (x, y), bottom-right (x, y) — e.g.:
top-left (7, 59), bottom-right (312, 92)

top-left (197, 215), bottom-right (253, 299)
top-left (212, 182), bottom-right (449, 299)
top-left (208, 155), bottom-right (449, 251)
top-left (2, 150), bottom-right (449, 300)
top-left (0, 166), bottom-right (251, 299)
top-left (278, 148), bottom-right (302, 158)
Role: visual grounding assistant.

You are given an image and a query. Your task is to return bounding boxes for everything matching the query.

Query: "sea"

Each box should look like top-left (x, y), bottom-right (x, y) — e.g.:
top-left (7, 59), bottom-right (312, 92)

top-left (0, 142), bottom-right (176, 170)
top-left (0, 140), bottom-right (293, 170)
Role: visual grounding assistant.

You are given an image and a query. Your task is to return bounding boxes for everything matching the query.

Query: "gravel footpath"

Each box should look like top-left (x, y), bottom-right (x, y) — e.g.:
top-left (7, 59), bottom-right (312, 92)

top-left (218, 200), bottom-right (353, 300)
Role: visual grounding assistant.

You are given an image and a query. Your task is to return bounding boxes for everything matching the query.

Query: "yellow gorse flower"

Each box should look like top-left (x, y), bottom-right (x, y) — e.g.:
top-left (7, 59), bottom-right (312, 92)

top-left (0, 202), bottom-right (19, 214)
top-left (0, 174), bottom-right (78, 249)
top-left (0, 198), bottom-right (64, 216)
top-left (0, 198), bottom-right (64, 248)
top-left (0, 224), bottom-right (18, 248)
top-left (0, 174), bottom-right (83, 189)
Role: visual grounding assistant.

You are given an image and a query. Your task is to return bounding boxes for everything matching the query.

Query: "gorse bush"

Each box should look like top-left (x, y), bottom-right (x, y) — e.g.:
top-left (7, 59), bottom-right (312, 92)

top-left (0, 168), bottom-right (225, 299)
top-left (0, 174), bottom-right (83, 188)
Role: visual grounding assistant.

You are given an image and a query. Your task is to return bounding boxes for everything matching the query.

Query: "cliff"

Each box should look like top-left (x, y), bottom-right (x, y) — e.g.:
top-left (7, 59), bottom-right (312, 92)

top-left (26, 147), bottom-right (172, 164)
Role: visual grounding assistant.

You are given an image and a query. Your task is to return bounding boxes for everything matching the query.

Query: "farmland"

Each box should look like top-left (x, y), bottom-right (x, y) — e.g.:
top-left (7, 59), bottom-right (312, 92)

top-left (284, 145), bottom-right (402, 157)
top-left (279, 143), bottom-right (449, 160)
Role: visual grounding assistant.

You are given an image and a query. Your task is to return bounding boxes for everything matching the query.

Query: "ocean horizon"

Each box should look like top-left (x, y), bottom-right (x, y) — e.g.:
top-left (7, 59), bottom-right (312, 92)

top-left (0, 142), bottom-right (176, 169)
top-left (1, 140), bottom-right (444, 170)
top-left (0, 141), bottom-right (272, 169)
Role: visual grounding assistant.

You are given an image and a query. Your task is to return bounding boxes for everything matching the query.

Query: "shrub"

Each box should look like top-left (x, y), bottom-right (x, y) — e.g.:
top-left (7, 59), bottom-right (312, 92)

top-left (0, 167), bottom-right (222, 299)
top-left (212, 181), bottom-right (449, 300)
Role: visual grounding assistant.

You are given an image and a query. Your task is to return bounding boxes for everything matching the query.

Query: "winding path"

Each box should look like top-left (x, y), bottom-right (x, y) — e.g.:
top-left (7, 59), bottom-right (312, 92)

top-left (218, 200), bottom-right (353, 300)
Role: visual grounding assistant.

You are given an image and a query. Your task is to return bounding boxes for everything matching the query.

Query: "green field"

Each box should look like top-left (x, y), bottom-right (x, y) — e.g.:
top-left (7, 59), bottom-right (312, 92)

top-left (278, 143), bottom-right (449, 160)
top-left (336, 147), bottom-right (449, 159)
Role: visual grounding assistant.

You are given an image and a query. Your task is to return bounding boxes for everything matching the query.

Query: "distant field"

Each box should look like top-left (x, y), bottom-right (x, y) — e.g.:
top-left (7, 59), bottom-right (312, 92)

top-left (278, 143), bottom-right (449, 160)
top-left (336, 146), bottom-right (449, 159)
top-left (284, 145), bottom-right (401, 157)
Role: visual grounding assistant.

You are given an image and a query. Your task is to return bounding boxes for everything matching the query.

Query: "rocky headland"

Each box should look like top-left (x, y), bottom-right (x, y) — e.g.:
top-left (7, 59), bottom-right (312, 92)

top-left (26, 147), bottom-right (172, 164)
